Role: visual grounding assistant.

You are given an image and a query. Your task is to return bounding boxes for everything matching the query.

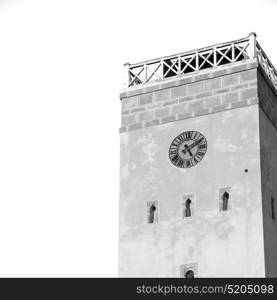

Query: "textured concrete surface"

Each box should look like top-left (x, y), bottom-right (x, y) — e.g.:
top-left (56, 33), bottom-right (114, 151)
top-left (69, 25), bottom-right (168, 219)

top-left (259, 103), bottom-right (277, 277)
top-left (119, 104), bottom-right (264, 277)
top-left (119, 58), bottom-right (277, 277)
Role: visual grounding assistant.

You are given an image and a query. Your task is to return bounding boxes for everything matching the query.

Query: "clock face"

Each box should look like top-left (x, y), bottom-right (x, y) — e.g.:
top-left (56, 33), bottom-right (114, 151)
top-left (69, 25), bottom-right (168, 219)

top-left (169, 131), bottom-right (207, 168)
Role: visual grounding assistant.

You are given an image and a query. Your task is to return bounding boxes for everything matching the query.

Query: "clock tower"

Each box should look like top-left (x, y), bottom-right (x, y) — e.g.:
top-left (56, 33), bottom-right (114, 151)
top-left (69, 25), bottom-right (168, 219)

top-left (119, 33), bottom-right (277, 277)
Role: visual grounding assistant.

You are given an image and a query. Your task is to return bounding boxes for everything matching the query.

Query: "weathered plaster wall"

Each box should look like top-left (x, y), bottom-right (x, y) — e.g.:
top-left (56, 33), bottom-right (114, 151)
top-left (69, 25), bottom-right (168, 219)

top-left (119, 104), bottom-right (264, 277)
top-left (258, 71), bottom-right (277, 277)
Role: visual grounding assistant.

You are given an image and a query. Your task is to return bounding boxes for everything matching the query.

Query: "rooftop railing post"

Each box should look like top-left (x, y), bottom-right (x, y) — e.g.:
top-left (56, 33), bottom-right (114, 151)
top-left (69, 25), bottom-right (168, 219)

top-left (123, 62), bottom-right (130, 88)
top-left (213, 47), bottom-right (217, 66)
top-left (178, 55), bottom-right (181, 75)
top-left (144, 64), bottom-right (147, 84)
top-left (196, 52), bottom-right (199, 70)
top-left (248, 32), bottom-right (257, 59)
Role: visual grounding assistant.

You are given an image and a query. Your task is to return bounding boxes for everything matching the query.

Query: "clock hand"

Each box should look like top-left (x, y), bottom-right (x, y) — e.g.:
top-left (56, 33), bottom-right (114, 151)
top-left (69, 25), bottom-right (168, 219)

top-left (182, 138), bottom-right (204, 154)
top-left (184, 144), bottom-right (193, 157)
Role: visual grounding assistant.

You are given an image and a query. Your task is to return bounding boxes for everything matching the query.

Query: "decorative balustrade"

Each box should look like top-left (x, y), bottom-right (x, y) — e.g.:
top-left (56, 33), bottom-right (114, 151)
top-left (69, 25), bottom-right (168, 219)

top-left (256, 42), bottom-right (277, 90)
top-left (124, 33), bottom-right (277, 92)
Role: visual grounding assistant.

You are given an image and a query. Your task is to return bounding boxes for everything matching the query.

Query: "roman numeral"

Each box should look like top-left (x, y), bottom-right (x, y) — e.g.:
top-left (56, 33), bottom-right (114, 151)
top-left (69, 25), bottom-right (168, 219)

top-left (170, 154), bottom-right (187, 168)
top-left (191, 131), bottom-right (196, 140)
top-left (171, 155), bottom-right (179, 163)
top-left (198, 144), bottom-right (207, 150)
top-left (177, 159), bottom-right (184, 168)
top-left (193, 157), bottom-right (199, 164)
top-left (171, 142), bottom-right (179, 148)
top-left (196, 151), bottom-right (205, 157)
top-left (169, 149), bottom-right (177, 155)
top-left (176, 133), bottom-right (185, 143)
top-left (194, 154), bottom-right (201, 161)
top-left (169, 148), bottom-right (178, 154)
top-left (185, 131), bottom-right (193, 140)
top-left (186, 159), bottom-right (192, 168)
top-left (190, 158), bottom-right (195, 166)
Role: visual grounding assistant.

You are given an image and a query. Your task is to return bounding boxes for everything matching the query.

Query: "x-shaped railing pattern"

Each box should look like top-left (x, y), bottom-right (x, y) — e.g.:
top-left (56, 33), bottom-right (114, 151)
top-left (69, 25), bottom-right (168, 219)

top-left (127, 36), bottom-right (251, 87)
top-left (256, 42), bottom-right (277, 90)
top-left (125, 33), bottom-right (277, 93)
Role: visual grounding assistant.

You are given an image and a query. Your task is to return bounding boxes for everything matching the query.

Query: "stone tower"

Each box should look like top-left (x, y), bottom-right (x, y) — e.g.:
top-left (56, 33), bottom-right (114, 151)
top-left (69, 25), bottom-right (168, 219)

top-left (119, 33), bottom-right (277, 277)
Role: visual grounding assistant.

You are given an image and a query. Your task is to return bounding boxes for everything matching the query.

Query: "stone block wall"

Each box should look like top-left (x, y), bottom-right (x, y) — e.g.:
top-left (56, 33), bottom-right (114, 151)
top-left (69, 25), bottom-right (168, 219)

top-left (120, 61), bottom-right (259, 133)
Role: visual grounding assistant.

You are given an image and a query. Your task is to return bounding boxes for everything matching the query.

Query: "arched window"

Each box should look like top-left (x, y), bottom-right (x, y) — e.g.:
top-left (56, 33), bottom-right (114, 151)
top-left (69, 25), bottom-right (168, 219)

top-left (222, 191), bottom-right (229, 211)
top-left (149, 204), bottom-right (156, 223)
top-left (147, 201), bottom-right (158, 224)
top-left (185, 270), bottom-right (194, 278)
top-left (182, 195), bottom-right (194, 218)
top-left (219, 188), bottom-right (231, 212)
top-left (180, 263), bottom-right (197, 278)
top-left (185, 198), bottom-right (192, 217)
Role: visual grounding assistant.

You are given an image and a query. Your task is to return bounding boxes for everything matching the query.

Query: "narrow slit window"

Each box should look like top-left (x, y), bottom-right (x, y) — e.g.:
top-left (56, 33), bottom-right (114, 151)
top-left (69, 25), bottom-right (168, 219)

top-left (185, 199), bottom-right (192, 217)
top-left (271, 197), bottom-right (276, 221)
top-left (219, 188), bottom-right (231, 212)
top-left (147, 201), bottom-right (158, 224)
top-left (222, 192), bottom-right (229, 211)
top-left (182, 195), bottom-right (194, 218)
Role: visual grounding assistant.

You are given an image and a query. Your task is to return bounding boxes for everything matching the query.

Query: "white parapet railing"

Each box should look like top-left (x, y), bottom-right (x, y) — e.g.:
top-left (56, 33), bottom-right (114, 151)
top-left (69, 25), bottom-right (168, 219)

top-left (124, 33), bottom-right (277, 91)
top-left (256, 42), bottom-right (277, 90)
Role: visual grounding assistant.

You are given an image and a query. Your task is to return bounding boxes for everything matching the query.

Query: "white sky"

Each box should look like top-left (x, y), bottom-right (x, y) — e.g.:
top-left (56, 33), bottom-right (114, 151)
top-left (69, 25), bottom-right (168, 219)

top-left (0, 0), bottom-right (276, 277)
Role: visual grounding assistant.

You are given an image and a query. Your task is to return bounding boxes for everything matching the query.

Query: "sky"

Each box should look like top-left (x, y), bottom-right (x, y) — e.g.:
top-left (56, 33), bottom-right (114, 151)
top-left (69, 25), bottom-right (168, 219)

top-left (0, 0), bottom-right (276, 277)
